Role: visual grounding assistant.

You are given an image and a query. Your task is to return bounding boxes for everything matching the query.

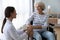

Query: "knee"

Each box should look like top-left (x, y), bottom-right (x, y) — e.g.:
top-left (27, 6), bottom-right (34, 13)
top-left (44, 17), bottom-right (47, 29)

top-left (43, 31), bottom-right (54, 37)
top-left (47, 32), bottom-right (54, 36)
top-left (37, 34), bottom-right (41, 38)
top-left (36, 34), bottom-right (42, 40)
top-left (42, 31), bottom-right (55, 40)
top-left (46, 32), bottom-right (55, 40)
top-left (45, 31), bottom-right (55, 39)
top-left (33, 32), bottom-right (42, 40)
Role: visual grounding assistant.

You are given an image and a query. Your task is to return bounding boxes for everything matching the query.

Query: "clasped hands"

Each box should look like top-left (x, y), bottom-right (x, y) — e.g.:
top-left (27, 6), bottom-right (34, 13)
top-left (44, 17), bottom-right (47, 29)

top-left (24, 24), bottom-right (33, 37)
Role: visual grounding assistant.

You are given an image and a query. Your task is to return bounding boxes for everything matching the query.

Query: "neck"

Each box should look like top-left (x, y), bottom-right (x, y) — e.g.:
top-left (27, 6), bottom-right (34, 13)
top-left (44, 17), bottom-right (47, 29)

top-left (38, 11), bottom-right (44, 15)
top-left (8, 17), bottom-right (13, 22)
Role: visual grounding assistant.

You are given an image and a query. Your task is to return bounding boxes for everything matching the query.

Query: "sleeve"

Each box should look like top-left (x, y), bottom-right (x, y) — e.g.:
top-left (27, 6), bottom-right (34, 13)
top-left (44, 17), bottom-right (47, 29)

top-left (8, 25), bottom-right (27, 40)
top-left (42, 14), bottom-right (49, 29)
top-left (17, 29), bottom-right (24, 35)
top-left (26, 13), bottom-right (34, 25)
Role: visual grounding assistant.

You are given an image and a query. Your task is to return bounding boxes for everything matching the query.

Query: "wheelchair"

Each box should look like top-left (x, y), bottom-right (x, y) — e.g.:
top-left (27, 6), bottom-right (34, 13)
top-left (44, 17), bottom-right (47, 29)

top-left (41, 23), bottom-right (57, 40)
top-left (28, 21), bottom-right (57, 40)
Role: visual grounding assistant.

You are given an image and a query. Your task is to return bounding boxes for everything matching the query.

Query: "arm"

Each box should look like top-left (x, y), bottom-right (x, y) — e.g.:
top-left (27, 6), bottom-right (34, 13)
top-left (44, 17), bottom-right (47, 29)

top-left (26, 24), bottom-right (42, 30)
top-left (26, 14), bottom-right (34, 25)
top-left (31, 14), bottom-right (49, 29)
top-left (17, 29), bottom-right (25, 35)
top-left (8, 25), bottom-right (27, 40)
top-left (32, 25), bottom-right (42, 29)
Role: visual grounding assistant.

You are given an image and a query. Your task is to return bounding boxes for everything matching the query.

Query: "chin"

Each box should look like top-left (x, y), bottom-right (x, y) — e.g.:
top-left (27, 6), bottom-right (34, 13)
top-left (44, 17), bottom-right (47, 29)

top-left (14, 17), bottom-right (16, 18)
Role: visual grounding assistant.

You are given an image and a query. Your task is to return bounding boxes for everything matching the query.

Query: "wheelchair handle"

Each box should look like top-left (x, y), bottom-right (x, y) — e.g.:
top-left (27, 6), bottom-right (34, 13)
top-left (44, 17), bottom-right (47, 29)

top-left (49, 23), bottom-right (55, 26)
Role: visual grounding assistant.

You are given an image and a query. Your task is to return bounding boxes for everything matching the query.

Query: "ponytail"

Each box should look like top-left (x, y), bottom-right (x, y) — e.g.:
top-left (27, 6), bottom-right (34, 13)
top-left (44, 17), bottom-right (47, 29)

top-left (1, 6), bottom-right (15, 33)
top-left (1, 18), bottom-right (6, 33)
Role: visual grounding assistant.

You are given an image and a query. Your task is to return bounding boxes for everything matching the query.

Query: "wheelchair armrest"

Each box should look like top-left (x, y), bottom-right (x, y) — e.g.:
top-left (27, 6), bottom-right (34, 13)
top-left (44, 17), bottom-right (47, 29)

top-left (49, 23), bottom-right (55, 26)
top-left (47, 26), bottom-right (55, 33)
top-left (47, 23), bottom-right (55, 33)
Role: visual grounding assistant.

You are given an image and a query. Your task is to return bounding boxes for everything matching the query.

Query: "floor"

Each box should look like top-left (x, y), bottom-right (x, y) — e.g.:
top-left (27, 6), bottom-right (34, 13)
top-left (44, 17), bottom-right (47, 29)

top-left (54, 27), bottom-right (60, 40)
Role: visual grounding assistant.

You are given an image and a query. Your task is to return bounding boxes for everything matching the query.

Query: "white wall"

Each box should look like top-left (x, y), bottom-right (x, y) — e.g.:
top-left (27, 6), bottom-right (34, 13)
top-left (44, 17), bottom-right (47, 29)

top-left (35, 0), bottom-right (60, 12)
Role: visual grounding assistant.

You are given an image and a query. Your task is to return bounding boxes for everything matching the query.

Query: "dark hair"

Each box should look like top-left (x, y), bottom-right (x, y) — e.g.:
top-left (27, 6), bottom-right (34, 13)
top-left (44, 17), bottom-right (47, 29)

top-left (1, 6), bottom-right (15, 33)
top-left (42, 8), bottom-right (45, 10)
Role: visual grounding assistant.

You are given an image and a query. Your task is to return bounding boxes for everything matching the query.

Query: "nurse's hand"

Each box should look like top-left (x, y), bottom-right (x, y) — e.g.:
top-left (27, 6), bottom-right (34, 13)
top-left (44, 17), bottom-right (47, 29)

top-left (24, 24), bottom-right (33, 32)
top-left (26, 25), bottom-right (33, 37)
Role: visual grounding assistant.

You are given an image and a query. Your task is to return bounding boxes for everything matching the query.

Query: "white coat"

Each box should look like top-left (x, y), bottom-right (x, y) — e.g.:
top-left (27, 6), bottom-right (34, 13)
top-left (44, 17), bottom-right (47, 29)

top-left (1, 18), bottom-right (28, 40)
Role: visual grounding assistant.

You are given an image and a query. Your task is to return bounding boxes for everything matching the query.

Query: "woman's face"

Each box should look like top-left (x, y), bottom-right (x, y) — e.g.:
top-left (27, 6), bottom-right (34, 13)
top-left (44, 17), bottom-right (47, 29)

top-left (11, 10), bottom-right (17, 18)
top-left (36, 5), bottom-right (43, 13)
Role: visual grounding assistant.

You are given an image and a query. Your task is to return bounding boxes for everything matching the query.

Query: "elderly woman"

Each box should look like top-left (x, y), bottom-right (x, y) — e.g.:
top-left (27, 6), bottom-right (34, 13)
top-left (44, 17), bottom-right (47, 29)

top-left (26, 2), bottom-right (55, 40)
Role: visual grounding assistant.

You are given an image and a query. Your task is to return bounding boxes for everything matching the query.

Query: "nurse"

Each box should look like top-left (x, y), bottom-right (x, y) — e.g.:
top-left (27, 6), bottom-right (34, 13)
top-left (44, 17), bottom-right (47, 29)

top-left (1, 6), bottom-right (28, 40)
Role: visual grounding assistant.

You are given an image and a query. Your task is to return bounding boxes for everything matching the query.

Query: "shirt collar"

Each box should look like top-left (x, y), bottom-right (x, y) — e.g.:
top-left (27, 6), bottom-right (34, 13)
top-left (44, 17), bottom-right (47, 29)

top-left (6, 18), bottom-right (12, 24)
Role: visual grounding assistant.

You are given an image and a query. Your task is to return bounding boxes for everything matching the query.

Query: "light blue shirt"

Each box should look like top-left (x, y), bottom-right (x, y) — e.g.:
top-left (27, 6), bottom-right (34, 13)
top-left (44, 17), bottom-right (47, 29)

top-left (26, 12), bottom-right (49, 32)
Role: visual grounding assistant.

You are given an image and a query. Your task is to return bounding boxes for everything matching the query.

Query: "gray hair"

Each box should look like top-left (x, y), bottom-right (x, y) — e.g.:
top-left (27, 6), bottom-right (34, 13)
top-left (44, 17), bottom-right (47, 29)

top-left (34, 2), bottom-right (45, 10)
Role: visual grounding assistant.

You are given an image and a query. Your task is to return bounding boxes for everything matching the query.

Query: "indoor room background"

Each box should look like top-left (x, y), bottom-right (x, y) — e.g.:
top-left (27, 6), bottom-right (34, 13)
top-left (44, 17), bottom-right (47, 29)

top-left (0, 0), bottom-right (60, 40)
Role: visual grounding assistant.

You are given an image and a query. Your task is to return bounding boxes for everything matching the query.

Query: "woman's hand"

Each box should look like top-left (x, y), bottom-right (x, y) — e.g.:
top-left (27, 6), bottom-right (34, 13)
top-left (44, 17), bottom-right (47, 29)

top-left (26, 25), bottom-right (33, 37)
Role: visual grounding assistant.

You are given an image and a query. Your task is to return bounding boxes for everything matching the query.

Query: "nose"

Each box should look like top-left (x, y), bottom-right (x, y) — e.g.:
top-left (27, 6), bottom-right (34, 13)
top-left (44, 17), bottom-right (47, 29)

top-left (16, 13), bottom-right (17, 15)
